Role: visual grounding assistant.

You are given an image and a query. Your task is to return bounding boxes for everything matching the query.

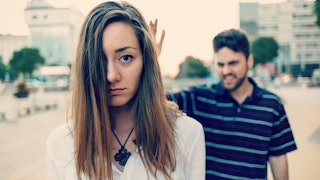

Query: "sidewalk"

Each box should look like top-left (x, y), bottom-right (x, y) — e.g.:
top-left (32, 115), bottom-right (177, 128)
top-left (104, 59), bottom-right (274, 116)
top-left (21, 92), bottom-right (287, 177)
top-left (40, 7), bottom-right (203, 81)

top-left (0, 91), bottom-right (61, 122)
top-left (268, 87), bottom-right (320, 180)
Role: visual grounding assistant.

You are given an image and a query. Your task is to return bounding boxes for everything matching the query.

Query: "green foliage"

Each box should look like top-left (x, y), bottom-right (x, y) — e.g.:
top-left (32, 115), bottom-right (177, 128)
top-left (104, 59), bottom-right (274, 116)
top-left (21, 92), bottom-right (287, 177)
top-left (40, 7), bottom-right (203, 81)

top-left (0, 58), bottom-right (7, 81)
top-left (251, 37), bottom-right (279, 67)
top-left (9, 47), bottom-right (45, 79)
top-left (175, 56), bottom-right (210, 79)
top-left (6, 65), bottom-right (19, 81)
top-left (314, 0), bottom-right (320, 28)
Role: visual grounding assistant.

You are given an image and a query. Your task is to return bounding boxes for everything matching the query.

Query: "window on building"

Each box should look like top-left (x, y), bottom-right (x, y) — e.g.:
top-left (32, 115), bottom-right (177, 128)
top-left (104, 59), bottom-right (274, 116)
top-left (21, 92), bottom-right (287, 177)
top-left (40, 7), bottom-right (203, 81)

top-left (305, 53), bottom-right (313, 58)
top-left (306, 43), bottom-right (317, 49)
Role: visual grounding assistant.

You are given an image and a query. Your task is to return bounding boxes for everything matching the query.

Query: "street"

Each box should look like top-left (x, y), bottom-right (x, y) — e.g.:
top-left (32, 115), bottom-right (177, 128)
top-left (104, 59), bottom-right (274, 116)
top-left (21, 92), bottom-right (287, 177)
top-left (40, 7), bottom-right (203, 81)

top-left (268, 87), bottom-right (320, 180)
top-left (0, 92), bottom-right (69, 180)
top-left (0, 87), bottom-right (320, 180)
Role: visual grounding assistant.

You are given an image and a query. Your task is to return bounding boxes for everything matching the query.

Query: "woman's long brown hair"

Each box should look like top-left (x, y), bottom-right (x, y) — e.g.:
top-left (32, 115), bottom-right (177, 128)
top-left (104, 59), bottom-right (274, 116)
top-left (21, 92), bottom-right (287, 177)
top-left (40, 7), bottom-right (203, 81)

top-left (70, 1), bottom-right (180, 179)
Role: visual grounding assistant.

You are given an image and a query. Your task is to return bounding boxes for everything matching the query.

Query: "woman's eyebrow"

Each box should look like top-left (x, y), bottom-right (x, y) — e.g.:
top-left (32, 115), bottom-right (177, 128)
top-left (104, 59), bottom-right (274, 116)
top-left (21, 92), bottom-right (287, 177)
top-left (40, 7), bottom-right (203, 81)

top-left (115, 46), bottom-right (137, 53)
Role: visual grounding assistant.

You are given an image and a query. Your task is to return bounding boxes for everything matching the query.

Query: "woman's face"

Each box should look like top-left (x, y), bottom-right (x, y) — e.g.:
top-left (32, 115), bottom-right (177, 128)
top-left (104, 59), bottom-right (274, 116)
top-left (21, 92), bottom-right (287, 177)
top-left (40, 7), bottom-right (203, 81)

top-left (102, 22), bottom-right (143, 107)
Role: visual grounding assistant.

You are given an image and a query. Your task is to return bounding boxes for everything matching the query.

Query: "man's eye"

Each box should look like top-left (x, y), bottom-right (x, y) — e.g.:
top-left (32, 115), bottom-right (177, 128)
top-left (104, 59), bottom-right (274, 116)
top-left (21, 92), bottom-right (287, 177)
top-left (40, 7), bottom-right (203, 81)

top-left (119, 55), bottom-right (133, 63)
top-left (217, 63), bottom-right (224, 67)
top-left (229, 61), bottom-right (237, 66)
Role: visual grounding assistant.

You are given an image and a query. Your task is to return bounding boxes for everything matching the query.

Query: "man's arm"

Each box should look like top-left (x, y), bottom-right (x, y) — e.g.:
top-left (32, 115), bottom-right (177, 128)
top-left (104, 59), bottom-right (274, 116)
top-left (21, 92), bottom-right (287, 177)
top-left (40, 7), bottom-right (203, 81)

top-left (269, 154), bottom-right (289, 180)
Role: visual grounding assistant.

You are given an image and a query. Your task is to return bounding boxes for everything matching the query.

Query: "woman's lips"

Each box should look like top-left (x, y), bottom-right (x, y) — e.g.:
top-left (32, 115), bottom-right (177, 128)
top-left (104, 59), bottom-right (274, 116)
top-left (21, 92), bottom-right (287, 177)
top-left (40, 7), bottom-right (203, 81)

top-left (110, 88), bottom-right (125, 95)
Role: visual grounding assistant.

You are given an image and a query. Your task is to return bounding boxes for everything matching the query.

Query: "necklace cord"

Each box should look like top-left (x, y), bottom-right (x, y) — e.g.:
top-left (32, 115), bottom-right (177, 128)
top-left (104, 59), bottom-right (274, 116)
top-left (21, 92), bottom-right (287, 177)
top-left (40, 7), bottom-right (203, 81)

top-left (111, 128), bottom-right (135, 166)
top-left (112, 128), bottom-right (134, 147)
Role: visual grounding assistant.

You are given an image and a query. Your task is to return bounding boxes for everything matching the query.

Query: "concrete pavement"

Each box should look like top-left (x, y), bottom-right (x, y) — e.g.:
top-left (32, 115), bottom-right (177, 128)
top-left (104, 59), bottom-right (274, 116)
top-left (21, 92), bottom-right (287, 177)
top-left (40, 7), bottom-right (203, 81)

top-left (0, 91), bottom-right (69, 180)
top-left (267, 87), bottom-right (320, 180)
top-left (0, 87), bottom-right (319, 180)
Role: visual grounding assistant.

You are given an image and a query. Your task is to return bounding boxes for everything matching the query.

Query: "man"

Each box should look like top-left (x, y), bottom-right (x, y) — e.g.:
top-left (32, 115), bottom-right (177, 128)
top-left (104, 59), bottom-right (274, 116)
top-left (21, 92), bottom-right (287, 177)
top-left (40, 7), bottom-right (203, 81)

top-left (167, 29), bottom-right (297, 179)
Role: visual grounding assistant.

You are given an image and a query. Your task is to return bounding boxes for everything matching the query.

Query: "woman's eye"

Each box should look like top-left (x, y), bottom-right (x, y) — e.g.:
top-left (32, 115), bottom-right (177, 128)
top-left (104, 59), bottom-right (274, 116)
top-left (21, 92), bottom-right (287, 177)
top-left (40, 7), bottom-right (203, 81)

top-left (119, 55), bottom-right (133, 63)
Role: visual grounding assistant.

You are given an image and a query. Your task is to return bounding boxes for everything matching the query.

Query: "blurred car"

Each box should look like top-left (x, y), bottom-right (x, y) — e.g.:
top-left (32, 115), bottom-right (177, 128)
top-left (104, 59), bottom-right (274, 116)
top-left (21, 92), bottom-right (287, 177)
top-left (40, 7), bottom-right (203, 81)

top-left (278, 73), bottom-right (292, 84)
top-left (311, 68), bottom-right (320, 86)
top-left (25, 78), bottom-right (43, 92)
top-left (273, 73), bottom-right (293, 87)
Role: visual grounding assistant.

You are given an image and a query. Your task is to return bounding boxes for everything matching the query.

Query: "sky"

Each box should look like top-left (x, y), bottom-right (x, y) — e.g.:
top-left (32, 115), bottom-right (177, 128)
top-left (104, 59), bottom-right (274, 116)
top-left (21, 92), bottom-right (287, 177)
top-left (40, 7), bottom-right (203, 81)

top-left (0, 0), bottom-right (286, 77)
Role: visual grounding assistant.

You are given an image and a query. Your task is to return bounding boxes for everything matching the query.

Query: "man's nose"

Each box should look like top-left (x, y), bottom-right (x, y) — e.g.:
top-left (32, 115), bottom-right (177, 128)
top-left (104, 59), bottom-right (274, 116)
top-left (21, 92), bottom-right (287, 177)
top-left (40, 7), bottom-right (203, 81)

top-left (222, 65), bottom-right (231, 74)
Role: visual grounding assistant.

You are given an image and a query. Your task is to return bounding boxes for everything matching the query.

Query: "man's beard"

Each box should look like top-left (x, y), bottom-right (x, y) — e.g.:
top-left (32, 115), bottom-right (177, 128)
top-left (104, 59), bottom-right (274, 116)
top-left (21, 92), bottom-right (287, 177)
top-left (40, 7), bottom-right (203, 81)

top-left (223, 74), bottom-right (247, 92)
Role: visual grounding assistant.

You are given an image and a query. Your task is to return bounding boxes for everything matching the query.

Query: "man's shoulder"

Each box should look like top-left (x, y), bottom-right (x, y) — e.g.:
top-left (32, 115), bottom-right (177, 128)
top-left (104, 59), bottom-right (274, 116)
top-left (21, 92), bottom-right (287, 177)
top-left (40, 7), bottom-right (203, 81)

top-left (252, 85), bottom-right (285, 106)
top-left (254, 85), bottom-right (281, 97)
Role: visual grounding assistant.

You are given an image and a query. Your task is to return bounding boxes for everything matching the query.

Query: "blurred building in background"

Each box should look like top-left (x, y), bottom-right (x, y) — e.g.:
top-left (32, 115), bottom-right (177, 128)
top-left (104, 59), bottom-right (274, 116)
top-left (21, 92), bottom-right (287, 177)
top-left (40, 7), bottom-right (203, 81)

top-left (24, 0), bottom-right (84, 66)
top-left (0, 34), bottom-right (31, 64)
top-left (240, 2), bottom-right (259, 40)
top-left (240, 0), bottom-right (320, 78)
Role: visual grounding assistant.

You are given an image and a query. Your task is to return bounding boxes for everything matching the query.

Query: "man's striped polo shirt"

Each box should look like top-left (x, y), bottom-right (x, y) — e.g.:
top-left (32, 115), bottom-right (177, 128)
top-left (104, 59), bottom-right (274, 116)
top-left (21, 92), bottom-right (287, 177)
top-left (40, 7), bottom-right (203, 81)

top-left (168, 78), bottom-right (297, 180)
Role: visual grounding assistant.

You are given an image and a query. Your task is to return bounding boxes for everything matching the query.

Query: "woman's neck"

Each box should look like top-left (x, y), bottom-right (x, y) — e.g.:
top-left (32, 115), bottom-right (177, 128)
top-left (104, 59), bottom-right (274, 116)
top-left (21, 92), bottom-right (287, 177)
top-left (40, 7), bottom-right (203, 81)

top-left (110, 105), bottom-right (134, 131)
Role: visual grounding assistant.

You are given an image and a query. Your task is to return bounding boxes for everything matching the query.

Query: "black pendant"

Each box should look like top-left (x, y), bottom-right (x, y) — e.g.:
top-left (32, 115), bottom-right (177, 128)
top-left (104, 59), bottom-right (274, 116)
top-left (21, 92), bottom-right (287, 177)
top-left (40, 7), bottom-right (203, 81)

top-left (114, 146), bottom-right (131, 166)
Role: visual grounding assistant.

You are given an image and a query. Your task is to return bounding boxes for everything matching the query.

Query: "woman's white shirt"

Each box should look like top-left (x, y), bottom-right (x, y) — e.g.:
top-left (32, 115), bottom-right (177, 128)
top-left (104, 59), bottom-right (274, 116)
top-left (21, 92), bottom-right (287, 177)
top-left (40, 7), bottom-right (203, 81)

top-left (46, 115), bottom-right (205, 180)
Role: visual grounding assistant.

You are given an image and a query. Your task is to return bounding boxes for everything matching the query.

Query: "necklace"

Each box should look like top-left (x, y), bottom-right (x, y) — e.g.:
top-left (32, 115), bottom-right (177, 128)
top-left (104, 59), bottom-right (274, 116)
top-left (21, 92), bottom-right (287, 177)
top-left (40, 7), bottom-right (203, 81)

top-left (112, 128), bottom-right (134, 166)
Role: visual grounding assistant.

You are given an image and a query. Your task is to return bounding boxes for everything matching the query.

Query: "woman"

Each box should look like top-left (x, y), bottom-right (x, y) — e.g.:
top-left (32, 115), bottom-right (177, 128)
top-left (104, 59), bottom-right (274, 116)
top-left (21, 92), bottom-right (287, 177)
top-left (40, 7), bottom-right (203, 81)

top-left (46, 1), bottom-right (205, 179)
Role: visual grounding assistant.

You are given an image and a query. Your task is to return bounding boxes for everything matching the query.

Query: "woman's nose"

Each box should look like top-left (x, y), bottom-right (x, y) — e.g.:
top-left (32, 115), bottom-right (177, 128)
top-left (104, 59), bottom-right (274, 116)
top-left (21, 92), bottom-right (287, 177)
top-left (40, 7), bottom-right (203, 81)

top-left (107, 62), bottom-right (120, 83)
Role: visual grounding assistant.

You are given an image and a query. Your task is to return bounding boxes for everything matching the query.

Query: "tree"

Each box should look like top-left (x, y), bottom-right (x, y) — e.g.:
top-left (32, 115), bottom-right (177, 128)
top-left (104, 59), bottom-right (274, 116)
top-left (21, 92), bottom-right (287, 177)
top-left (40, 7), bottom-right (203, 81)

top-left (0, 56), bottom-right (6, 81)
top-left (175, 56), bottom-right (210, 79)
top-left (251, 37), bottom-right (279, 67)
top-left (314, 0), bottom-right (320, 28)
top-left (9, 47), bottom-right (45, 79)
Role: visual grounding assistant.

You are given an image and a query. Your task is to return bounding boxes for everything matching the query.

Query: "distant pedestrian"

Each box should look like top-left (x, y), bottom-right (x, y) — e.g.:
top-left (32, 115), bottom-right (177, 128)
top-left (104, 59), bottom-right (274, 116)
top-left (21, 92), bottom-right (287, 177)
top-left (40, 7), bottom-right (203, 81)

top-left (13, 81), bottom-right (29, 98)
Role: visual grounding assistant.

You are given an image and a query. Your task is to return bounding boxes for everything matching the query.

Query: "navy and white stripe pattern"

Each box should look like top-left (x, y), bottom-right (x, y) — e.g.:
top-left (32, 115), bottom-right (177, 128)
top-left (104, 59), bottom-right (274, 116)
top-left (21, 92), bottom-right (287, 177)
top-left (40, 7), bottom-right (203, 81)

top-left (168, 78), bottom-right (297, 180)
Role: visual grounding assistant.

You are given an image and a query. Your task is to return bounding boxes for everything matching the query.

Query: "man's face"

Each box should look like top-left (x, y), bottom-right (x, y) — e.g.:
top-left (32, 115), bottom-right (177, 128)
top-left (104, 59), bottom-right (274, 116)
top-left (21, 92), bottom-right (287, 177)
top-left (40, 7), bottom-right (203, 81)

top-left (214, 47), bottom-right (252, 92)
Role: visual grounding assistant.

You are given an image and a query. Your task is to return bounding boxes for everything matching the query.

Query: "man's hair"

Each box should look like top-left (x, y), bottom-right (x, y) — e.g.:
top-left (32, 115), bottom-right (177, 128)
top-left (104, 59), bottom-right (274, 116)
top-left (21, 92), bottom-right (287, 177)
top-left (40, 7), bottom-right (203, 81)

top-left (213, 29), bottom-right (250, 59)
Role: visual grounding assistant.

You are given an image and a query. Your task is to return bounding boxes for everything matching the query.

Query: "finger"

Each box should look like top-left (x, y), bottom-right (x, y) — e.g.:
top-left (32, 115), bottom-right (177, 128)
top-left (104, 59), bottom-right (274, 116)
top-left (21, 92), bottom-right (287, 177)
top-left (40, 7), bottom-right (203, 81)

top-left (159, 30), bottom-right (165, 47)
top-left (149, 20), bottom-right (154, 27)
top-left (154, 19), bottom-right (158, 30)
top-left (149, 19), bottom-right (156, 35)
